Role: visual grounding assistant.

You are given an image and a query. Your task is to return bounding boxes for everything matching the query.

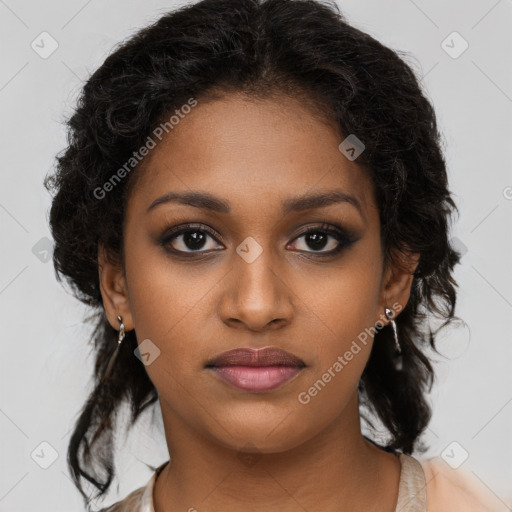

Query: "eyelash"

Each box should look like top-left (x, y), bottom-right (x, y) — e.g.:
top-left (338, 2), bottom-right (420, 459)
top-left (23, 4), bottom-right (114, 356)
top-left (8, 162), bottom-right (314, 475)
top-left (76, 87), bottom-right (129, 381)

top-left (158, 222), bottom-right (357, 258)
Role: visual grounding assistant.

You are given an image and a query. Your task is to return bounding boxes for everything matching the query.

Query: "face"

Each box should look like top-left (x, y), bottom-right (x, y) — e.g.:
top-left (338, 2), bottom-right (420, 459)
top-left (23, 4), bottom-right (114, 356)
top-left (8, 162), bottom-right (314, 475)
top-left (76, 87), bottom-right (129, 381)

top-left (99, 92), bottom-right (417, 454)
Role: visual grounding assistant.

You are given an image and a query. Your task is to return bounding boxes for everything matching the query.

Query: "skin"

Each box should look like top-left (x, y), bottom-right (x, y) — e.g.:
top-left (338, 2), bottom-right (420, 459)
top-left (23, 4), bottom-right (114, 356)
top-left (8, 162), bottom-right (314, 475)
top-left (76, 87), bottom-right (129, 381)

top-left (98, 92), bottom-right (419, 512)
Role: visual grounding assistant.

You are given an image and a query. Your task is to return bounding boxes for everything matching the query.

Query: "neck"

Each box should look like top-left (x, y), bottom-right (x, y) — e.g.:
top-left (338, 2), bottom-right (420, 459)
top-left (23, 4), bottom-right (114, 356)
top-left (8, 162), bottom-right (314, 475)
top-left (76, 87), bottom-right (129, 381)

top-left (153, 391), bottom-right (401, 512)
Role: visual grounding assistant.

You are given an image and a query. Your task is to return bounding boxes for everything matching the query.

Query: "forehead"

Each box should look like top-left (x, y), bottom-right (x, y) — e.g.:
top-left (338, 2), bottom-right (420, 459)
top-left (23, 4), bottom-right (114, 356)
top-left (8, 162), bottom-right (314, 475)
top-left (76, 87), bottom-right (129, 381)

top-left (126, 93), bottom-right (377, 221)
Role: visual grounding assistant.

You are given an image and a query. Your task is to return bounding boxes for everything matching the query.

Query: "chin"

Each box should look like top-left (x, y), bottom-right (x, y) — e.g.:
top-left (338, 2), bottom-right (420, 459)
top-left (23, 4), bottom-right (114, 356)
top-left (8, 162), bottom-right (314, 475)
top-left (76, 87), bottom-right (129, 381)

top-left (205, 414), bottom-right (316, 455)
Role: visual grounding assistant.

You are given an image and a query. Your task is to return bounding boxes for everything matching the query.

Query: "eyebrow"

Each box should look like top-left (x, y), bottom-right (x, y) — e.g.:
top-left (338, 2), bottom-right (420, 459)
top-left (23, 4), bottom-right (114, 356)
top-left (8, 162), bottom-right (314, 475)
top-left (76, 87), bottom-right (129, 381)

top-left (146, 190), bottom-right (363, 218)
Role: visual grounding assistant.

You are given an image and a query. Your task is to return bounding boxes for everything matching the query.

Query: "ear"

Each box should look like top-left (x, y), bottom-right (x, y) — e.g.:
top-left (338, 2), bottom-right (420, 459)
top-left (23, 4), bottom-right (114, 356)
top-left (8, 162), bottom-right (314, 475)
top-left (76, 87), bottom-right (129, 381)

top-left (376, 246), bottom-right (420, 325)
top-left (98, 243), bottom-right (134, 331)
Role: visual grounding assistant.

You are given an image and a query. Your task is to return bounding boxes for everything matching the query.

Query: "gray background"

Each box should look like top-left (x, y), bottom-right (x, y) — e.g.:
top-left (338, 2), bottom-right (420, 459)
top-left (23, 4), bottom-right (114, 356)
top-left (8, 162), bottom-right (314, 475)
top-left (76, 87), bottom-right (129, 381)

top-left (1, 0), bottom-right (511, 510)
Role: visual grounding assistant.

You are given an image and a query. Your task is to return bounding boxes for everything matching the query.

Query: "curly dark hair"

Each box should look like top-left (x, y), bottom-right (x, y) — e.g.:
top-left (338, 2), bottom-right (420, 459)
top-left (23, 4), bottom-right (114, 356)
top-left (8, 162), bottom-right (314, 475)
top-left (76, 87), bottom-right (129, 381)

top-left (43, 0), bottom-right (463, 507)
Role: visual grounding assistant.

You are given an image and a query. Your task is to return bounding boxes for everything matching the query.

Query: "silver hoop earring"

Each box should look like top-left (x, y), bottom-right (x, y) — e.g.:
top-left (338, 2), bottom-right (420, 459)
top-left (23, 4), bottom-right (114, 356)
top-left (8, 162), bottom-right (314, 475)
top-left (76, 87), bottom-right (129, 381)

top-left (101, 315), bottom-right (125, 382)
top-left (117, 315), bottom-right (125, 344)
top-left (385, 307), bottom-right (403, 371)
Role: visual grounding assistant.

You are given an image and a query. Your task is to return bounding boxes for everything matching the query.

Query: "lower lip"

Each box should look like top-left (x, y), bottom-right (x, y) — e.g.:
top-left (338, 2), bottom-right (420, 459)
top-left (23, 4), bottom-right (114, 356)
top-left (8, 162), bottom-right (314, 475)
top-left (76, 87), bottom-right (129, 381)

top-left (208, 365), bottom-right (303, 392)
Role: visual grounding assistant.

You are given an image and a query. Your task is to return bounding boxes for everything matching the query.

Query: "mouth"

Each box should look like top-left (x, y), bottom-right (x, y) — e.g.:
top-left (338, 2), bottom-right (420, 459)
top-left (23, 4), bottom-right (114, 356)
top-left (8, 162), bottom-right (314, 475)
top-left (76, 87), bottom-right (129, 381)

top-left (205, 347), bottom-right (306, 393)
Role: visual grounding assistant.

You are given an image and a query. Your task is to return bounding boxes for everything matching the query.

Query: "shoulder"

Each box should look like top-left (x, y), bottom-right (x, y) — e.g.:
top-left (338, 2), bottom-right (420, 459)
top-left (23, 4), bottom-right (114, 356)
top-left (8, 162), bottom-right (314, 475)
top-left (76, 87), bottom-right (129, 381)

top-left (417, 455), bottom-right (509, 512)
top-left (95, 461), bottom-right (167, 512)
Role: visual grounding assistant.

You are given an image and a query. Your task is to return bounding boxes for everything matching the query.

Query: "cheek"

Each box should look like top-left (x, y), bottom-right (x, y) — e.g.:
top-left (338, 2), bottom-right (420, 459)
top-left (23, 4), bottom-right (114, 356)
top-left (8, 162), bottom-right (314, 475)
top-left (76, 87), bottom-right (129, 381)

top-left (292, 256), bottom-right (381, 399)
top-left (292, 284), bottom-right (376, 435)
top-left (123, 242), bottom-right (223, 382)
top-left (292, 253), bottom-right (382, 349)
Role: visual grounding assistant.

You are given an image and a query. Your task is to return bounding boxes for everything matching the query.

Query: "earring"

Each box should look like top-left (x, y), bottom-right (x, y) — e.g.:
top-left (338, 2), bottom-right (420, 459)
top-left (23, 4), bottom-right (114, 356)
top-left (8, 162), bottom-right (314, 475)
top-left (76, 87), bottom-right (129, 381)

top-left (117, 315), bottom-right (125, 344)
top-left (100, 315), bottom-right (125, 382)
top-left (385, 307), bottom-right (403, 371)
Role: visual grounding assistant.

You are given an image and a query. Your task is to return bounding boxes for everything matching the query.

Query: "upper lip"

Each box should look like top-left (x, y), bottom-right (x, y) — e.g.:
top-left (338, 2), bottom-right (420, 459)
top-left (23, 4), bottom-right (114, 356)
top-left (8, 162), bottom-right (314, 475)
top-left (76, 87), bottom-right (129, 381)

top-left (205, 347), bottom-right (306, 367)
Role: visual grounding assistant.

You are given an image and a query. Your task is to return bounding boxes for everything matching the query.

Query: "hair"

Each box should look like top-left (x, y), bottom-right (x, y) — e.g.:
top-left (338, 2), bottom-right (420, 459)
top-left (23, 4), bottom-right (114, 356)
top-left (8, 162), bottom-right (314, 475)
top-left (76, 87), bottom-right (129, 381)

top-left (44, 0), bottom-right (463, 506)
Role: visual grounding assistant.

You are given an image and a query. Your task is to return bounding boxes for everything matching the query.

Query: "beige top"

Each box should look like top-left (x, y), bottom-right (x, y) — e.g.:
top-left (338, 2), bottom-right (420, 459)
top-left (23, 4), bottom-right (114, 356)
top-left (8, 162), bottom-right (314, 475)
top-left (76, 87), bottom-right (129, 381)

top-left (99, 453), bottom-right (509, 511)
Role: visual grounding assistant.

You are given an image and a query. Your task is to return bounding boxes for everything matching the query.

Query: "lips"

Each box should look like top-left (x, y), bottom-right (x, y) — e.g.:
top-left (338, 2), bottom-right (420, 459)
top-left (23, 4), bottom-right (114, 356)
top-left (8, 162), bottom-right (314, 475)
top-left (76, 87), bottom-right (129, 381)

top-left (205, 347), bottom-right (305, 368)
top-left (205, 347), bottom-right (306, 392)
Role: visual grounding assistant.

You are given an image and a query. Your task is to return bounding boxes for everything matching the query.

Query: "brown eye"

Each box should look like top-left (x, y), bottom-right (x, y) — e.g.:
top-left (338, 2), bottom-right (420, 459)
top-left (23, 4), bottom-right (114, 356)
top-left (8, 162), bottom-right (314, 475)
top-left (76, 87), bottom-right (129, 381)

top-left (288, 224), bottom-right (357, 256)
top-left (160, 224), bottom-right (224, 254)
top-left (292, 231), bottom-right (338, 252)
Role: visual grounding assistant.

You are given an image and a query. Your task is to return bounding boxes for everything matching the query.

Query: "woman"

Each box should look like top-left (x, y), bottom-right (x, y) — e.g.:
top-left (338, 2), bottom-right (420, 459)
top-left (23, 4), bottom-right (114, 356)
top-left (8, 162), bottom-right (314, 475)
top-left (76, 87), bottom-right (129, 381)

top-left (44, 0), bottom-right (507, 510)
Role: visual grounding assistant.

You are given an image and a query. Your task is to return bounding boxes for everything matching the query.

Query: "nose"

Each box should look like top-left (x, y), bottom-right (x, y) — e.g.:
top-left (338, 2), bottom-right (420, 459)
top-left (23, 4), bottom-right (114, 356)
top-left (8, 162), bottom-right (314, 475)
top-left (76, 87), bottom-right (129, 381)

top-left (218, 247), bottom-right (294, 332)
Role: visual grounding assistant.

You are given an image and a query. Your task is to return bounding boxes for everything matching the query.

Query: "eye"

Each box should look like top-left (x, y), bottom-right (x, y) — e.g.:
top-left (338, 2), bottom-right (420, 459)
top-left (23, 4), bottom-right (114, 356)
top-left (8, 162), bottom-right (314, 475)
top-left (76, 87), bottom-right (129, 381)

top-left (159, 224), bottom-right (224, 254)
top-left (159, 222), bottom-right (358, 258)
top-left (288, 224), bottom-right (356, 256)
